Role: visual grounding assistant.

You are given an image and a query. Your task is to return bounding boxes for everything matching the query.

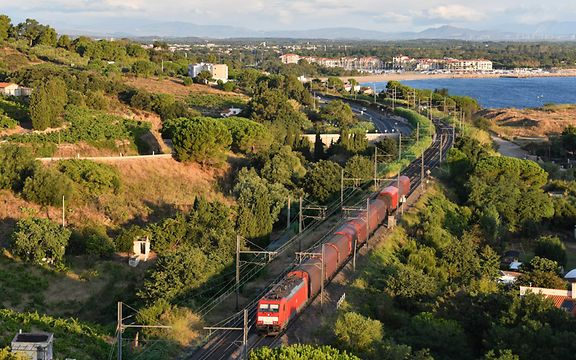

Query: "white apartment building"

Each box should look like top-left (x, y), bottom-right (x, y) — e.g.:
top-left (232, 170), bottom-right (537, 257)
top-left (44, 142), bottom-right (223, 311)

top-left (279, 54), bottom-right (383, 72)
top-left (188, 63), bottom-right (229, 82)
top-left (392, 55), bottom-right (493, 72)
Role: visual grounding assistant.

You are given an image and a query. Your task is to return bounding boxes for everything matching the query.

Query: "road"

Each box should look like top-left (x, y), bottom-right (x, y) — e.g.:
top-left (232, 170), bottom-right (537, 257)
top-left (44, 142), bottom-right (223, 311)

top-left (317, 95), bottom-right (413, 135)
top-left (185, 107), bottom-right (454, 360)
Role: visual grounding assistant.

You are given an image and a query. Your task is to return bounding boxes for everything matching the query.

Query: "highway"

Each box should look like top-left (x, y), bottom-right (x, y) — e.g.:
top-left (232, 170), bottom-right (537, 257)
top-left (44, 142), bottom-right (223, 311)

top-left (317, 95), bottom-right (413, 135)
top-left (185, 106), bottom-right (454, 360)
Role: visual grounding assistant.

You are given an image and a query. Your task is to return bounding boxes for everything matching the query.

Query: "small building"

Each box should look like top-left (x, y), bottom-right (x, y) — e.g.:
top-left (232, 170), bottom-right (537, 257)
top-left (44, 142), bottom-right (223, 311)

top-left (279, 53), bottom-right (301, 64)
top-left (11, 332), bottom-right (53, 360)
top-left (520, 283), bottom-right (576, 316)
top-left (129, 236), bottom-right (151, 267)
top-left (498, 270), bottom-right (522, 285)
top-left (0, 82), bottom-right (32, 97)
top-left (220, 108), bottom-right (242, 118)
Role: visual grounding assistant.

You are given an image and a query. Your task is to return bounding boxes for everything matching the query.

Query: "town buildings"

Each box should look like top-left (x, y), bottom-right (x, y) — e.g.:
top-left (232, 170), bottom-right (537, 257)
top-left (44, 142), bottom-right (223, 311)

top-left (279, 54), bottom-right (383, 72)
top-left (392, 55), bottom-right (493, 72)
top-left (188, 63), bottom-right (229, 82)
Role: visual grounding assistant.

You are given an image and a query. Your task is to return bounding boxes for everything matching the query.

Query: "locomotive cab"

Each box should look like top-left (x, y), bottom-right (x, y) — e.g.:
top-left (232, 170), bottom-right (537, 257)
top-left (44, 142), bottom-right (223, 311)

top-left (256, 300), bottom-right (282, 335)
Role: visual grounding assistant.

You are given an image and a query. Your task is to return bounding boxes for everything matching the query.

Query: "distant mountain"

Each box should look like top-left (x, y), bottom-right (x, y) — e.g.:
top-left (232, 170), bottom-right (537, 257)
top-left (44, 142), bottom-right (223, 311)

top-left (59, 21), bottom-right (576, 41)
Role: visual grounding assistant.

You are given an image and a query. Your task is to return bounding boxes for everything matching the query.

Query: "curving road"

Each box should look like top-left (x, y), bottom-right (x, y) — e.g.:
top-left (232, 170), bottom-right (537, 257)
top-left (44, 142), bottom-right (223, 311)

top-left (317, 95), bottom-right (412, 135)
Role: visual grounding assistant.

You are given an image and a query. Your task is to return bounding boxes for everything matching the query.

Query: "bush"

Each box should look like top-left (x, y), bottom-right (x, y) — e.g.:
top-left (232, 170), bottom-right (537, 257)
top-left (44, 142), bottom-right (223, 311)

top-left (22, 166), bottom-right (75, 207)
top-left (534, 235), bottom-right (567, 267)
top-left (57, 159), bottom-right (120, 195)
top-left (115, 225), bottom-right (148, 253)
top-left (220, 116), bottom-right (272, 154)
top-left (165, 117), bottom-right (232, 166)
top-left (0, 145), bottom-right (36, 191)
top-left (334, 312), bottom-right (383, 355)
top-left (11, 217), bottom-right (71, 264)
top-left (250, 344), bottom-right (360, 360)
top-left (183, 77), bottom-right (192, 86)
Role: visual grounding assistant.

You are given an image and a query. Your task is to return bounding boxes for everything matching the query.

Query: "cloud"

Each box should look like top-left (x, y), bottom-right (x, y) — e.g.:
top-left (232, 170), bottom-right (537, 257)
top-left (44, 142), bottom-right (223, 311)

top-left (424, 5), bottom-right (486, 22)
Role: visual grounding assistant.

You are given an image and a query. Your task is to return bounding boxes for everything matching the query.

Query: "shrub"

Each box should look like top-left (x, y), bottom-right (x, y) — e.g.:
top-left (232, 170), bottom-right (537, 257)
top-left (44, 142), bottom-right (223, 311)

top-left (115, 225), bottom-right (148, 253)
top-left (22, 166), bottom-right (75, 207)
top-left (334, 312), bottom-right (383, 355)
top-left (0, 145), bottom-right (36, 191)
top-left (166, 117), bottom-right (232, 165)
top-left (11, 217), bottom-right (71, 264)
top-left (534, 235), bottom-right (567, 267)
top-left (58, 159), bottom-right (121, 194)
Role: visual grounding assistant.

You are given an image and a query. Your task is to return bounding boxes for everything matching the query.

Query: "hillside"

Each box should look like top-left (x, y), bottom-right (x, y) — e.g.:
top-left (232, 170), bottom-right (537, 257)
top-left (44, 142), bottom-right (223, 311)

top-left (480, 104), bottom-right (576, 138)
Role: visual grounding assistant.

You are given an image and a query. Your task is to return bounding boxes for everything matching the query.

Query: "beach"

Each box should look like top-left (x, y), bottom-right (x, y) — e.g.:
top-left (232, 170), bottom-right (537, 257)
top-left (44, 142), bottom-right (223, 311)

top-left (342, 69), bottom-right (576, 83)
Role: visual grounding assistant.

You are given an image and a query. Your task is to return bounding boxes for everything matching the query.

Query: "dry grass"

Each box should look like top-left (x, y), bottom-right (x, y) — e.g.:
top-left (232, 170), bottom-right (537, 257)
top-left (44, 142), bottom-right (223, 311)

top-left (123, 76), bottom-right (247, 99)
top-left (481, 106), bottom-right (576, 138)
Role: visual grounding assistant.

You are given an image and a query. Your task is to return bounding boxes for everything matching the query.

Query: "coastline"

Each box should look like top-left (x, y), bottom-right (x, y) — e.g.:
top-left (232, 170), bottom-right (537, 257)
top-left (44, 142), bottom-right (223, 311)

top-left (343, 69), bottom-right (576, 83)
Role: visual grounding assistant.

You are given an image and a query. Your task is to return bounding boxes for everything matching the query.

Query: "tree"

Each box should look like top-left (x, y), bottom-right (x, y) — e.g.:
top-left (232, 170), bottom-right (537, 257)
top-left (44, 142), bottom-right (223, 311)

top-left (321, 100), bottom-right (356, 129)
top-left (259, 145), bottom-right (307, 188)
top-left (334, 312), bottom-right (383, 355)
top-left (16, 18), bottom-right (42, 46)
top-left (0, 347), bottom-right (27, 360)
top-left (234, 168), bottom-right (289, 242)
top-left (220, 117), bottom-right (273, 154)
top-left (375, 138), bottom-right (398, 163)
top-left (166, 117), bottom-right (232, 166)
top-left (534, 235), bottom-right (567, 268)
top-left (0, 15), bottom-right (11, 42)
top-left (517, 256), bottom-right (566, 289)
top-left (303, 160), bottom-right (342, 203)
top-left (140, 198), bottom-right (237, 303)
top-left (399, 312), bottom-right (471, 360)
top-left (327, 77), bottom-right (345, 92)
top-left (22, 166), bottom-right (75, 207)
top-left (468, 157), bottom-right (553, 232)
top-left (131, 60), bottom-right (156, 77)
top-left (484, 350), bottom-right (520, 360)
top-left (56, 34), bottom-right (71, 49)
top-left (35, 26), bottom-right (57, 46)
top-left (11, 217), bottom-right (71, 264)
top-left (29, 78), bottom-right (68, 130)
top-left (194, 70), bottom-right (212, 84)
top-left (247, 88), bottom-right (309, 146)
top-left (0, 145), bottom-right (36, 191)
top-left (345, 155), bottom-right (373, 181)
top-left (250, 344), bottom-right (360, 360)
top-left (561, 125), bottom-right (576, 154)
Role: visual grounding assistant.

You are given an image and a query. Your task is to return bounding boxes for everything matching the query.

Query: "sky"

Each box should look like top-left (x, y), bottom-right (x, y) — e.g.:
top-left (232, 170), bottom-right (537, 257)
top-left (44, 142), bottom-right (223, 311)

top-left (1, 0), bottom-right (576, 33)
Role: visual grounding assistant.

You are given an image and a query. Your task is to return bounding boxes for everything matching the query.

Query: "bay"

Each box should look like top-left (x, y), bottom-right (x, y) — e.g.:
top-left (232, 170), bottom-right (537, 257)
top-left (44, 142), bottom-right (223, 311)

top-left (365, 77), bottom-right (576, 109)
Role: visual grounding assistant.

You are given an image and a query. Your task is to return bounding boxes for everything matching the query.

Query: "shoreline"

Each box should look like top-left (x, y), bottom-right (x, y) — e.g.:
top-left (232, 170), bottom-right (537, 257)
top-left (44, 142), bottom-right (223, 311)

top-left (343, 70), bottom-right (576, 83)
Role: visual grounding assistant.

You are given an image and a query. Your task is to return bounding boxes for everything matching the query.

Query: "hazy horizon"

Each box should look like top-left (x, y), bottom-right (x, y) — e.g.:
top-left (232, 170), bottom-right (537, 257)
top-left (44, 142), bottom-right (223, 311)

top-left (2, 0), bottom-right (576, 35)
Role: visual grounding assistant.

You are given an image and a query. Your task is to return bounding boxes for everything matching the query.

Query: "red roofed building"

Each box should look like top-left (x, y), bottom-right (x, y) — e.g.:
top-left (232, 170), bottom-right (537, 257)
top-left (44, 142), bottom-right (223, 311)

top-left (520, 283), bottom-right (576, 316)
top-left (0, 82), bottom-right (32, 97)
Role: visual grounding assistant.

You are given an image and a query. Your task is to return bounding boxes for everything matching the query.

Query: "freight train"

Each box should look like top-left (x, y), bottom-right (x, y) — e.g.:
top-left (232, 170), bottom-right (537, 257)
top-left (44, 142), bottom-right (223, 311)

top-left (256, 176), bottom-right (411, 335)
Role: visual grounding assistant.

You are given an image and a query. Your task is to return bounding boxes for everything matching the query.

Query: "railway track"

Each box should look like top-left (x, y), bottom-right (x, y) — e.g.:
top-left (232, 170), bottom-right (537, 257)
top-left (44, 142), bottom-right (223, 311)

top-left (186, 114), bottom-right (454, 360)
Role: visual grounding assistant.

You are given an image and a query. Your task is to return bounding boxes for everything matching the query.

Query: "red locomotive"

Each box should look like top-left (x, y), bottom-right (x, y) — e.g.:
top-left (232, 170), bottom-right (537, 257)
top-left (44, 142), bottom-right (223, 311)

top-left (256, 176), bottom-right (411, 334)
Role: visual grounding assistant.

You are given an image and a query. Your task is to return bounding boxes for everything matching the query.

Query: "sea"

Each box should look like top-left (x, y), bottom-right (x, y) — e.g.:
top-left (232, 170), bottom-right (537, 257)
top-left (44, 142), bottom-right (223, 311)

top-left (365, 77), bottom-right (576, 109)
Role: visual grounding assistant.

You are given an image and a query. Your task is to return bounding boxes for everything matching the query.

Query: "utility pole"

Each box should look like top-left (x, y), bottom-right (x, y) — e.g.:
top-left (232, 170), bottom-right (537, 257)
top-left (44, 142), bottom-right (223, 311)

top-left (421, 152), bottom-right (425, 191)
top-left (298, 197), bottom-right (303, 234)
top-left (117, 302), bottom-right (171, 360)
top-left (398, 133), bottom-right (402, 161)
top-left (373, 147), bottom-right (378, 188)
top-left (452, 126), bottom-right (456, 148)
top-left (62, 195), bottom-right (65, 228)
top-left (117, 302), bottom-right (122, 360)
top-left (204, 309), bottom-right (249, 360)
top-left (439, 135), bottom-right (444, 163)
top-left (286, 197), bottom-right (291, 230)
top-left (416, 122), bottom-right (420, 143)
top-left (320, 244), bottom-right (325, 308)
top-left (366, 198), bottom-right (370, 244)
top-left (236, 235), bottom-right (240, 311)
top-left (341, 168), bottom-right (344, 207)
top-left (235, 236), bottom-right (276, 310)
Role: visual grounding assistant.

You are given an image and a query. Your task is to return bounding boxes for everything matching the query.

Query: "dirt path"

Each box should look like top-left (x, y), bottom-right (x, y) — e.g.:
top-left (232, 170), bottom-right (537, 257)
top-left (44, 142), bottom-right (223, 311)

top-left (492, 135), bottom-right (531, 159)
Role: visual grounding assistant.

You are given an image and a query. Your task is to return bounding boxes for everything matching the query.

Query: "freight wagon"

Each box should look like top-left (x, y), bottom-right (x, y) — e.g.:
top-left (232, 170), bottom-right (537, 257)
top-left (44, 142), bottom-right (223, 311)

top-left (256, 176), bottom-right (411, 334)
